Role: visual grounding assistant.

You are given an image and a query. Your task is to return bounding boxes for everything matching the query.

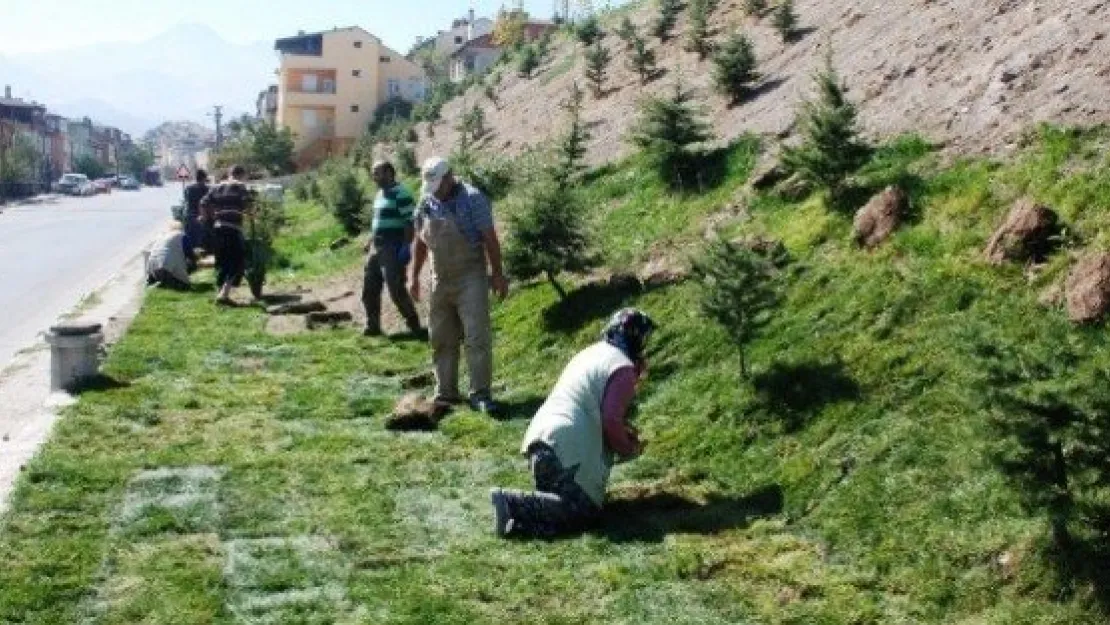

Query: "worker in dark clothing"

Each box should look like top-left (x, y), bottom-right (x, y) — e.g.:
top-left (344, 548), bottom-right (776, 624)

top-left (203, 165), bottom-right (253, 305)
top-left (183, 169), bottom-right (210, 253)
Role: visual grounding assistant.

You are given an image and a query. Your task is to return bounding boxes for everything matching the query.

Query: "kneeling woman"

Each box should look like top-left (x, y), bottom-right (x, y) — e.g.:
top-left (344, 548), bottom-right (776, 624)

top-left (491, 308), bottom-right (654, 538)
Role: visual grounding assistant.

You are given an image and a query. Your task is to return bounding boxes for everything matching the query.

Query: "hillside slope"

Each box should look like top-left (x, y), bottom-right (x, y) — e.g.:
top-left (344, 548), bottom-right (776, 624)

top-left (415, 0), bottom-right (1110, 164)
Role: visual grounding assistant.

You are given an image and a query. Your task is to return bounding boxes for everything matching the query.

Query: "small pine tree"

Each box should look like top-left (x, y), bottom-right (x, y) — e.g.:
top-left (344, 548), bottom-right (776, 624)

top-left (781, 51), bottom-right (871, 201)
top-left (693, 238), bottom-right (781, 377)
top-left (483, 82), bottom-right (499, 107)
top-left (686, 0), bottom-right (712, 60)
top-left (652, 0), bottom-right (681, 41)
top-left (628, 35), bottom-right (659, 84)
top-left (456, 104), bottom-right (487, 143)
top-left (772, 0), bottom-right (799, 42)
top-left (517, 44), bottom-right (540, 77)
top-left (394, 141), bottom-right (419, 176)
top-left (320, 166), bottom-right (370, 236)
top-left (627, 82), bottom-right (713, 185)
top-left (553, 82), bottom-right (591, 188)
top-left (712, 33), bottom-right (759, 104)
top-left (584, 40), bottom-right (612, 97)
top-left (575, 14), bottom-right (603, 45)
top-left (744, 0), bottom-right (767, 16)
top-left (504, 178), bottom-right (598, 300)
top-left (616, 16), bottom-right (638, 49)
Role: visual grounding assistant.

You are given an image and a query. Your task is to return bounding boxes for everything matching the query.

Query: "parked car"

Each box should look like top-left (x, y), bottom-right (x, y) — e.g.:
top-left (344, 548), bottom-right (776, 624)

top-left (77, 182), bottom-right (98, 197)
top-left (91, 179), bottom-right (113, 194)
top-left (53, 173), bottom-right (90, 195)
top-left (118, 176), bottom-right (140, 190)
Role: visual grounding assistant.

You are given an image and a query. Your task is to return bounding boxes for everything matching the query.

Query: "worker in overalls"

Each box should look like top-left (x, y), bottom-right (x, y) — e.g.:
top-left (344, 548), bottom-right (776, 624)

top-left (409, 157), bottom-right (509, 414)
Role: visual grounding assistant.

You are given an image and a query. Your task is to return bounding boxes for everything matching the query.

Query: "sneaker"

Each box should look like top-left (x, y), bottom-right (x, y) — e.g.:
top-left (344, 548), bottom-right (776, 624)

top-left (490, 488), bottom-right (515, 538)
top-left (469, 394), bottom-right (501, 416)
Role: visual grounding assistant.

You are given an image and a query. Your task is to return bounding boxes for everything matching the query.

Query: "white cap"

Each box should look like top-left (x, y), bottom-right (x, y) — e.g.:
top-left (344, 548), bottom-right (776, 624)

top-left (421, 157), bottom-right (450, 197)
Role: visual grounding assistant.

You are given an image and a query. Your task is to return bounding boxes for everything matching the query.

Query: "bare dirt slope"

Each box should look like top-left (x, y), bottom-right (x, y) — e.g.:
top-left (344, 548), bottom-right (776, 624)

top-left (415, 0), bottom-right (1110, 165)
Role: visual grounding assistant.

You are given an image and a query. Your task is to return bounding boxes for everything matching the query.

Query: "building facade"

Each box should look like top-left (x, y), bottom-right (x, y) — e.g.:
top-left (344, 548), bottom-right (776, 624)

top-left (274, 26), bottom-right (427, 169)
top-left (449, 34), bottom-right (502, 83)
top-left (256, 85), bottom-right (279, 124)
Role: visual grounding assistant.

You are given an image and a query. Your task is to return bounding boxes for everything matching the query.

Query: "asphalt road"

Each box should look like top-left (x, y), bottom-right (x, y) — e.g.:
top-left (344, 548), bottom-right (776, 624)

top-left (0, 186), bottom-right (178, 371)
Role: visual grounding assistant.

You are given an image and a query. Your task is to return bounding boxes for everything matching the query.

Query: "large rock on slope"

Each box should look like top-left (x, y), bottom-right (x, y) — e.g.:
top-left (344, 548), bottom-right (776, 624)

top-left (853, 186), bottom-right (909, 249)
top-left (1065, 252), bottom-right (1110, 324)
top-left (984, 199), bottom-right (1060, 264)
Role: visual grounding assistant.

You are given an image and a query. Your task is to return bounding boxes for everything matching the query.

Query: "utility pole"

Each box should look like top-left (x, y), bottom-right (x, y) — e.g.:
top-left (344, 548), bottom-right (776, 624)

top-left (211, 105), bottom-right (224, 150)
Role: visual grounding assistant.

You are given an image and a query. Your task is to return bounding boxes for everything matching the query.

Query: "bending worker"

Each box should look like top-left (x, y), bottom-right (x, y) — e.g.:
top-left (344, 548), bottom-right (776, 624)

top-left (490, 308), bottom-right (654, 538)
top-left (410, 157), bottom-right (509, 415)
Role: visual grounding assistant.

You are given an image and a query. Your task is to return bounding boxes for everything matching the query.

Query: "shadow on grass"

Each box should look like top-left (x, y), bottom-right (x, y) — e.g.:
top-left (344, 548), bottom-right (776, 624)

top-left (494, 395), bottom-right (545, 422)
top-left (786, 27), bottom-right (819, 43)
top-left (597, 484), bottom-right (784, 543)
top-left (542, 278), bottom-right (666, 334)
top-left (71, 374), bottom-right (131, 395)
top-left (728, 77), bottom-right (789, 109)
top-left (752, 360), bottom-right (860, 432)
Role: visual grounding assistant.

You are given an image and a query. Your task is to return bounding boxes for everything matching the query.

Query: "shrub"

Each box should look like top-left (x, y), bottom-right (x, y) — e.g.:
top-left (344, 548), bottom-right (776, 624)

top-left (394, 142), bottom-right (419, 177)
top-left (575, 14), bottom-right (603, 45)
top-left (687, 0), bottom-right (713, 60)
top-left (652, 0), bottom-right (682, 41)
top-left (457, 104), bottom-right (487, 143)
top-left (318, 165), bottom-right (371, 236)
top-left (616, 16), bottom-right (639, 49)
top-left (554, 82), bottom-right (591, 189)
top-left (781, 51), bottom-right (871, 201)
top-left (772, 0), bottom-right (799, 42)
top-left (627, 82), bottom-right (713, 185)
top-left (712, 33), bottom-right (759, 104)
top-left (584, 40), bottom-right (612, 97)
top-left (692, 237), bottom-right (782, 377)
top-left (628, 35), bottom-right (659, 84)
top-left (518, 44), bottom-right (541, 77)
top-left (504, 177), bottom-right (597, 300)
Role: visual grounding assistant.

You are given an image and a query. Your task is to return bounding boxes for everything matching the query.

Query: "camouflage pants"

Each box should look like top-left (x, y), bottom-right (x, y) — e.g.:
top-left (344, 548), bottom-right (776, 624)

top-left (498, 443), bottom-right (601, 538)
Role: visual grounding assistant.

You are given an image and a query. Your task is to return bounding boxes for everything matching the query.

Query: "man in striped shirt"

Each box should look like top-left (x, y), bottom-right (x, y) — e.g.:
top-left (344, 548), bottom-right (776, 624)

top-left (362, 161), bottom-right (423, 337)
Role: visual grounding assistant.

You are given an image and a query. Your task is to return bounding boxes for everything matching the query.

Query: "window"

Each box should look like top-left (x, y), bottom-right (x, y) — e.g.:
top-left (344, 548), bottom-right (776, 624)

top-left (379, 56), bottom-right (391, 63)
top-left (350, 105), bottom-right (360, 113)
top-left (301, 109), bottom-right (318, 128)
top-left (352, 69), bottom-right (361, 77)
top-left (354, 41), bottom-right (362, 48)
top-left (454, 36), bottom-right (463, 44)
top-left (301, 73), bottom-right (318, 92)
top-left (387, 79), bottom-right (401, 97)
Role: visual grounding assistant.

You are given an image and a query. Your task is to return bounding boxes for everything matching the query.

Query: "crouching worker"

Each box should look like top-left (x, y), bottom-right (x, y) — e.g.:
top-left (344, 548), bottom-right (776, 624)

top-left (490, 308), bottom-right (655, 538)
top-left (146, 222), bottom-right (195, 291)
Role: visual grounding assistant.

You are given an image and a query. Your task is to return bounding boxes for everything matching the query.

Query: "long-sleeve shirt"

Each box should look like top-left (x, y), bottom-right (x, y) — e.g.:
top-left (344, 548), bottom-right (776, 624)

top-left (600, 366), bottom-right (641, 458)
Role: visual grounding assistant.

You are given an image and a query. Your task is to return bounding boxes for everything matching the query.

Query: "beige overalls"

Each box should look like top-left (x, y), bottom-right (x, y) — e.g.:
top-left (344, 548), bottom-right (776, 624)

top-left (421, 211), bottom-right (493, 401)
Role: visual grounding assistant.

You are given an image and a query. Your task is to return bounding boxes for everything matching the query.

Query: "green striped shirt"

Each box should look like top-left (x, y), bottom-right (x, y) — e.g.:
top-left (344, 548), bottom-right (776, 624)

top-left (371, 183), bottom-right (416, 239)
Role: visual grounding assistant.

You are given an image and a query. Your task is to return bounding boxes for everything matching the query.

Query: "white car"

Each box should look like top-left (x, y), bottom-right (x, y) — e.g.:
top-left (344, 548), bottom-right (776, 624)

top-left (53, 173), bottom-right (90, 195)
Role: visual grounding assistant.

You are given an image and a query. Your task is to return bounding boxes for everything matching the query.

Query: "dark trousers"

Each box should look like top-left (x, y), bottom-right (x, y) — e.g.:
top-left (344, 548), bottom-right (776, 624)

top-left (212, 226), bottom-right (246, 289)
top-left (498, 443), bottom-right (602, 538)
top-left (362, 240), bottom-right (420, 332)
top-left (147, 269), bottom-right (190, 291)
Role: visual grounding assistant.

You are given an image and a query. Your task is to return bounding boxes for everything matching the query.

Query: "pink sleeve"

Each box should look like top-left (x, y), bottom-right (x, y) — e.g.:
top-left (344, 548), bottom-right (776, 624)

top-left (601, 366), bottom-right (640, 458)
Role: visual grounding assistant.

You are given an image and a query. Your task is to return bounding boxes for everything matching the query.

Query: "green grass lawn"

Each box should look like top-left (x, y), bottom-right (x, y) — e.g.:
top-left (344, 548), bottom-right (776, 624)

top-left (2, 126), bottom-right (1109, 623)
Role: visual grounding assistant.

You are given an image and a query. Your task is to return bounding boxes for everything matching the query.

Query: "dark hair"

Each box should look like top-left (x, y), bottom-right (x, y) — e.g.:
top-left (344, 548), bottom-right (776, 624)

top-left (373, 161), bottom-right (396, 177)
top-left (230, 165), bottom-right (246, 179)
top-left (196, 169), bottom-right (208, 183)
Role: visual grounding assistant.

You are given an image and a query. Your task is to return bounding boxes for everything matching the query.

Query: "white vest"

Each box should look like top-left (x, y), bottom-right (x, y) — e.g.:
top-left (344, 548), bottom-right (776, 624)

top-left (521, 342), bottom-right (633, 505)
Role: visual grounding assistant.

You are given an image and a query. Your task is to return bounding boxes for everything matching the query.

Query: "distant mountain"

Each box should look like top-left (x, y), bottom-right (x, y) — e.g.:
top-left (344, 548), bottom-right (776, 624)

top-left (1, 24), bottom-right (273, 136)
top-left (142, 120), bottom-right (215, 148)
